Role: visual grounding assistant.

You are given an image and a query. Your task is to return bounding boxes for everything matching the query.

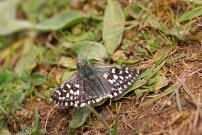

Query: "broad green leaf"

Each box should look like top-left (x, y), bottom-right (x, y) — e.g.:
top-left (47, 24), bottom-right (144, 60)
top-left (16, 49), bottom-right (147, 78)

top-left (71, 41), bottom-right (107, 62)
top-left (32, 73), bottom-right (45, 86)
top-left (14, 40), bottom-right (43, 75)
top-left (61, 71), bottom-right (76, 82)
top-left (169, 26), bottom-right (187, 41)
top-left (153, 71), bottom-right (169, 91)
top-left (58, 57), bottom-right (77, 69)
top-left (35, 10), bottom-right (89, 31)
top-left (0, 6), bottom-right (89, 35)
top-left (103, 0), bottom-right (125, 56)
top-left (145, 15), bottom-right (161, 30)
top-left (134, 89), bottom-right (145, 99)
top-left (146, 38), bottom-right (160, 53)
top-left (69, 107), bottom-right (91, 128)
top-left (65, 32), bottom-right (101, 42)
top-left (0, 0), bottom-right (33, 35)
top-left (179, 6), bottom-right (202, 22)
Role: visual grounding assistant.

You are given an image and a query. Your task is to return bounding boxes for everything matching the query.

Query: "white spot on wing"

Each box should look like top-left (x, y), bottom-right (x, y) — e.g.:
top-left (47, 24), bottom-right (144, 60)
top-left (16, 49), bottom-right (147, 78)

top-left (65, 102), bottom-right (68, 106)
top-left (119, 76), bottom-right (124, 80)
top-left (62, 89), bottom-right (67, 92)
top-left (113, 75), bottom-right (118, 80)
top-left (66, 84), bottom-right (71, 89)
top-left (92, 100), bottom-right (95, 103)
top-left (114, 92), bottom-right (118, 96)
top-left (107, 93), bottom-right (113, 98)
top-left (56, 91), bottom-right (61, 95)
top-left (119, 70), bottom-right (122, 74)
top-left (70, 89), bottom-right (74, 94)
top-left (125, 68), bottom-right (129, 73)
top-left (112, 68), bottom-right (115, 73)
top-left (66, 93), bottom-right (69, 98)
top-left (108, 79), bottom-right (113, 84)
top-left (75, 84), bottom-right (79, 88)
top-left (80, 103), bottom-right (86, 107)
top-left (103, 73), bottom-right (108, 78)
top-left (76, 90), bottom-right (80, 95)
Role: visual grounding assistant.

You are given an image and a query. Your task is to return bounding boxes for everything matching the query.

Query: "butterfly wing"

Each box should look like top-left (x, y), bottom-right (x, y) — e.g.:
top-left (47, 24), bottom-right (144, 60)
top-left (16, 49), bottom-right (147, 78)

top-left (51, 65), bottom-right (139, 107)
top-left (51, 72), bottom-right (100, 107)
top-left (93, 65), bottom-right (139, 98)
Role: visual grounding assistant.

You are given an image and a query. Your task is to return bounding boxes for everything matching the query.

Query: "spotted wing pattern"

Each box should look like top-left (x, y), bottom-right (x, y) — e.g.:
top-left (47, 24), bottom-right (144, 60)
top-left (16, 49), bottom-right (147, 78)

top-left (51, 65), bottom-right (139, 107)
top-left (94, 65), bottom-right (139, 98)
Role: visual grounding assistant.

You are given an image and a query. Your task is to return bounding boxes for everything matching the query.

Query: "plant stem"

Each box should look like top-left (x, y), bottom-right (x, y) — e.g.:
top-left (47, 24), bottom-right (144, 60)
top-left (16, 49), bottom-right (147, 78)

top-left (86, 105), bottom-right (112, 135)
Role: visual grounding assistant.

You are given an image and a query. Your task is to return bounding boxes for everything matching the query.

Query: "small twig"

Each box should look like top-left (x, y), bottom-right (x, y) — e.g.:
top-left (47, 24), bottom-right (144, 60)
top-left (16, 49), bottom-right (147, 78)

top-left (45, 105), bottom-right (58, 131)
top-left (175, 73), bottom-right (188, 111)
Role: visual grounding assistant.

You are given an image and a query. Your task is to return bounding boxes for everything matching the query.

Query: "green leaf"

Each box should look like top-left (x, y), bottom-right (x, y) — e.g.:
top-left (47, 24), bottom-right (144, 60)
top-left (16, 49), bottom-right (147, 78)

top-left (103, 0), bottom-right (125, 56)
top-left (0, 6), bottom-right (89, 35)
top-left (14, 41), bottom-right (42, 75)
top-left (71, 41), bottom-right (107, 62)
top-left (169, 26), bottom-right (187, 41)
top-left (58, 57), bottom-right (77, 69)
top-left (141, 85), bottom-right (177, 106)
top-left (152, 71), bottom-right (169, 91)
top-left (69, 107), bottom-right (91, 128)
top-left (65, 32), bottom-right (101, 42)
top-left (153, 46), bottom-right (171, 65)
top-left (61, 71), bottom-right (76, 82)
top-left (35, 10), bottom-right (89, 31)
top-left (21, 71), bottom-right (31, 82)
top-left (134, 89), bottom-right (145, 99)
top-left (0, 0), bottom-right (33, 35)
top-left (32, 73), bottom-right (45, 86)
top-left (146, 38), bottom-right (160, 53)
top-left (143, 61), bottom-right (166, 81)
top-left (179, 6), bottom-right (202, 22)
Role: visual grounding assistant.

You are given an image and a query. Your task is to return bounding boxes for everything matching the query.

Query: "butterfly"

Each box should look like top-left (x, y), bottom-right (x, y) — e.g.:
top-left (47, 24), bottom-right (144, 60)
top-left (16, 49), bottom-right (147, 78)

top-left (51, 59), bottom-right (139, 107)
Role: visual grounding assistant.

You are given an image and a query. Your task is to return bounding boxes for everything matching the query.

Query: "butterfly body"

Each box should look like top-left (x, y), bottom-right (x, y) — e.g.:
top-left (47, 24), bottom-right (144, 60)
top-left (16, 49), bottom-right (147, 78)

top-left (51, 59), bottom-right (139, 107)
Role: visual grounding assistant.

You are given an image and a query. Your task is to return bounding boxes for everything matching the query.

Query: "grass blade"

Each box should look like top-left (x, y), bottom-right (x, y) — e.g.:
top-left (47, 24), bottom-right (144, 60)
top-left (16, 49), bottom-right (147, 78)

top-left (141, 85), bottom-right (177, 106)
top-left (182, 84), bottom-right (202, 120)
top-left (112, 103), bottom-right (121, 135)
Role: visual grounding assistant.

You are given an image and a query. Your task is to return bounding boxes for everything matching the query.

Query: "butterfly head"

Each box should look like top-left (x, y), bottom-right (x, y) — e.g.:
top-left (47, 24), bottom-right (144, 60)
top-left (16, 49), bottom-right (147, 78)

top-left (77, 59), bottom-right (89, 70)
